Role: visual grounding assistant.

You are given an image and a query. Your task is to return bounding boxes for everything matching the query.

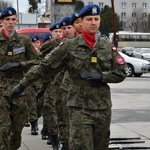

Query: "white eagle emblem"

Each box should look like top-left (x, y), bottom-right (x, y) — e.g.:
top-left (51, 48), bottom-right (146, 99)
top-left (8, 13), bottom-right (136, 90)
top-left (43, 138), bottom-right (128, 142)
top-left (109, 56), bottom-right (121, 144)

top-left (62, 21), bottom-right (66, 26)
top-left (92, 7), bottom-right (97, 15)
top-left (75, 12), bottom-right (79, 17)
top-left (8, 10), bottom-right (13, 15)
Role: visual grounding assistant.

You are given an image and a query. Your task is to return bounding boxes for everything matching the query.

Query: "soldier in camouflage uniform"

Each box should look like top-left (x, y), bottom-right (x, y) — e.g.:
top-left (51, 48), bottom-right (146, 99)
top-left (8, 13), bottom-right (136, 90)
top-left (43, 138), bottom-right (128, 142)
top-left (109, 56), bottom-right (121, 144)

top-left (38, 22), bottom-right (64, 149)
top-left (37, 20), bottom-right (74, 149)
top-left (55, 10), bottom-right (83, 150)
top-left (26, 35), bottom-right (43, 135)
top-left (9, 4), bottom-right (127, 150)
top-left (0, 7), bottom-right (38, 150)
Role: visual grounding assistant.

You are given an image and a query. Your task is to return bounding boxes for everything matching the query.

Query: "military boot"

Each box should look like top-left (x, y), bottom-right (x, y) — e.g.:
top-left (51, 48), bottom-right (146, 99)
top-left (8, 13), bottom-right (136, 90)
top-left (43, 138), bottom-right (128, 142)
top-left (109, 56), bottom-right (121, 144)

top-left (51, 134), bottom-right (60, 150)
top-left (41, 128), bottom-right (48, 140)
top-left (47, 135), bottom-right (52, 145)
top-left (30, 120), bottom-right (38, 135)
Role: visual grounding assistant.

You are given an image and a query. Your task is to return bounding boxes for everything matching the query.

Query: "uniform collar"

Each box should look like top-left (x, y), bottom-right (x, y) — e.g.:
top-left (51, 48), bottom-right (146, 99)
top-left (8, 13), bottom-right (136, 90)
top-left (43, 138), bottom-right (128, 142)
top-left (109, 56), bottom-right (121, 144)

top-left (77, 34), bottom-right (106, 49)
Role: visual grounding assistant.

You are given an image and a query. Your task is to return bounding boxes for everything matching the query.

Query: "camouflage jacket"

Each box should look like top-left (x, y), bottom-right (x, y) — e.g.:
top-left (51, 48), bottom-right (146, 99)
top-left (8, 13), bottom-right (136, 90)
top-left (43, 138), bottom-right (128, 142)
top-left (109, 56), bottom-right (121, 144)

top-left (20, 34), bottom-right (127, 110)
top-left (0, 31), bottom-right (38, 96)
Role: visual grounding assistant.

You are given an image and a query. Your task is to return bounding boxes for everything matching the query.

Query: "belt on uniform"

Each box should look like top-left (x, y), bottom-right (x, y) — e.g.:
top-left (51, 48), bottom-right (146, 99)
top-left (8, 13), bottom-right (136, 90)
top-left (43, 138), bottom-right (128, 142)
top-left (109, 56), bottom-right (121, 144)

top-left (0, 71), bottom-right (23, 78)
top-left (72, 79), bottom-right (106, 87)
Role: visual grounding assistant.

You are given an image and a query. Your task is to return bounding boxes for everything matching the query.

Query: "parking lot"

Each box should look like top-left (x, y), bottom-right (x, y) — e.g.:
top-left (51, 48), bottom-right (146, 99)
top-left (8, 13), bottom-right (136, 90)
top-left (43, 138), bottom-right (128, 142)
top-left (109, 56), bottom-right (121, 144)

top-left (20, 73), bottom-right (150, 149)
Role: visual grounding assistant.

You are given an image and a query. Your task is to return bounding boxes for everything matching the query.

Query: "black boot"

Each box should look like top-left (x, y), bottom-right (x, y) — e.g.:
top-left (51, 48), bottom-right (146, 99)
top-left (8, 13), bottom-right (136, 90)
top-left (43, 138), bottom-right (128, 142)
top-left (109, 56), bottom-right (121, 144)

top-left (51, 134), bottom-right (60, 150)
top-left (47, 134), bottom-right (52, 145)
top-left (30, 120), bottom-right (38, 135)
top-left (41, 128), bottom-right (48, 140)
top-left (61, 142), bottom-right (69, 150)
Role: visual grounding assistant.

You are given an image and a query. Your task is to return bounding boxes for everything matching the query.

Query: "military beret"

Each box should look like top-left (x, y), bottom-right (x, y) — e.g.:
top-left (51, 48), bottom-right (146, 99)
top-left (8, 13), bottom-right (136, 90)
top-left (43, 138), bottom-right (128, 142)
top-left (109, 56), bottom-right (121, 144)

top-left (0, 7), bottom-right (16, 19)
top-left (50, 22), bottom-right (60, 31)
top-left (70, 11), bottom-right (80, 25)
top-left (31, 35), bottom-right (40, 42)
top-left (59, 16), bottom-right (71, 28)
top-left (78, 4), bottom-right (101, 18)
top-left (42, 33), bottom-right (52, 43)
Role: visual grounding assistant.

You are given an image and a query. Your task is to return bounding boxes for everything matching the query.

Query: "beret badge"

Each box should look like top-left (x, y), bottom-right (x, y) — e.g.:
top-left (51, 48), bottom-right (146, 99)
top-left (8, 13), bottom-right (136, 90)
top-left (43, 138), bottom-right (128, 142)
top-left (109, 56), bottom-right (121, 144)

top-left (62, 21), bottom-right (66, 26)
top-left (56, 24), bottom-right (59, 28)
top-left (8, 10), bottom-right (13, 15)
top-left (92, 7), bottom-right (97, 15)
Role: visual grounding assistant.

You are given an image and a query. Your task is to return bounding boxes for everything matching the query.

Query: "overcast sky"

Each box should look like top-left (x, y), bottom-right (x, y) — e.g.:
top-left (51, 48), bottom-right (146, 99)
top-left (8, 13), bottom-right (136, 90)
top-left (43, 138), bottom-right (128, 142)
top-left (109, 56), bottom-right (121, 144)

top-left (12, 0), bottom-right (45, 14)
top-left (13, 0), bottom-right (29, 13)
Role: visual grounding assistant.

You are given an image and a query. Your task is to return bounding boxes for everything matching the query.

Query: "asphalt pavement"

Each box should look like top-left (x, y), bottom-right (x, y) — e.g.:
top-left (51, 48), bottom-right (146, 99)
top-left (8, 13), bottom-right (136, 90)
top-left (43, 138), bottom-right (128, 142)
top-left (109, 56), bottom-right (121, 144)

top-left (19, 73), bottom-right (150, 150)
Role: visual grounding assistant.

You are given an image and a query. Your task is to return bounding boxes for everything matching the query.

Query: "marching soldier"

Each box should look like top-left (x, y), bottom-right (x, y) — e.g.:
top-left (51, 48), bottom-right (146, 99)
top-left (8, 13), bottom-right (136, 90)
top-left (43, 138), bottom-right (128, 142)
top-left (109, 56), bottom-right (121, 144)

top-left (0, 7), bottom-right (38, 150)
top-left (9, 4), bottom-right (127, 150)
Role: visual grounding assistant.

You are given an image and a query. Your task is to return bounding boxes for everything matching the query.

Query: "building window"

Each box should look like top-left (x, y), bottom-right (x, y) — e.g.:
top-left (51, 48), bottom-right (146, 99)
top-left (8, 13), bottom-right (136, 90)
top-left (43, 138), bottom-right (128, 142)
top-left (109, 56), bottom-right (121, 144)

top-left (88, 2), bottom-right (93, 5)
top-left (132, 13), bottom-right (136, 17)
top-left (123, 21), bottom-right (126, 27)
top-left (122, 3), bottom-right (126, 8)
top-left (99, 2), bottom-right (104, 8)
top-left (132, 22), bottom-right (136, 27)
top-left (143, 13), bottom-right (147, 17)
top-left (132, 3), bottom-right (137, 8)
top-left (143, 22), bottom-right (146, 27)
top-left (142, 3), bottom-right (147, 8)
top-left (121, 12), bottom-right (126, 18)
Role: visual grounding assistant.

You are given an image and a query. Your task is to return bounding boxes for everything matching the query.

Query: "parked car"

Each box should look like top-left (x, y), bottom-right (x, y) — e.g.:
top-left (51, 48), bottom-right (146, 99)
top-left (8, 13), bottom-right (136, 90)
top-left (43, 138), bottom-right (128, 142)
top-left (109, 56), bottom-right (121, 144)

top-left (17, 28), bottom-right (50, 45)
top-left (119, 51), bottom-right (150, 77)
top-left (121, 47), bottom-right (135, 57)
top-left (132, 48), bottom-right (150, 61)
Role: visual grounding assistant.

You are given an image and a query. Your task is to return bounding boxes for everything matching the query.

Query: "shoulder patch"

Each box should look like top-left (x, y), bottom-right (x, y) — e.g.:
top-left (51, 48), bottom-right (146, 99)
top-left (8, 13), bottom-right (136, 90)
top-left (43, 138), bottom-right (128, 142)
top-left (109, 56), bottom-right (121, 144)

top-left (115, 55), bottom-right (125, 64)
top-left (112, 47), bottom-right (117, 52)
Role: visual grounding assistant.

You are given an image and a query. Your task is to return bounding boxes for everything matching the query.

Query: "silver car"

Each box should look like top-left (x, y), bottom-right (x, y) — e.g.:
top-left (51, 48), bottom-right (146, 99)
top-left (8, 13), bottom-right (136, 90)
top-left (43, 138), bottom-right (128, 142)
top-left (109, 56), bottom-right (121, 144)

top-left (119, 51), bottom-right (150, 77)
top-left (132, 48), bottom-right (150, 61)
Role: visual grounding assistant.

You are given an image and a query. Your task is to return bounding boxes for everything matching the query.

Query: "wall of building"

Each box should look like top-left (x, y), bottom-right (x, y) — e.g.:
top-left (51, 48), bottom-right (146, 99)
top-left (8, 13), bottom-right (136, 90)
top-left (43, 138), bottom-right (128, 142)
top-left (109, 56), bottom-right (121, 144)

top-left (46, 0), bottom-right (75, 24)
top-left (45, 0), bottom-right (150, 31)
top-left (82, 0), bottom-right (150, 31)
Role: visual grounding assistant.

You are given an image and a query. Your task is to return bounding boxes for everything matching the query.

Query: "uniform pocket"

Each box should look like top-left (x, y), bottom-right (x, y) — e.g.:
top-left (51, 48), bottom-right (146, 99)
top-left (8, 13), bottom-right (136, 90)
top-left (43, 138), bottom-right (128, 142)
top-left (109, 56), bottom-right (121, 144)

top-left (97, 51), bottom-right (112, 71)
top-left (69, 49), bottom-right (89, 72)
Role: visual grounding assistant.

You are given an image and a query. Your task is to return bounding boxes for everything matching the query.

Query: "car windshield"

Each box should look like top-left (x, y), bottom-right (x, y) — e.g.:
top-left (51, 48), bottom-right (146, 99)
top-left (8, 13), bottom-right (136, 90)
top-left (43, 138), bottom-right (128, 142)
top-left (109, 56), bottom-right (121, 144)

top-left (142, 49), bottom-right (150, 53)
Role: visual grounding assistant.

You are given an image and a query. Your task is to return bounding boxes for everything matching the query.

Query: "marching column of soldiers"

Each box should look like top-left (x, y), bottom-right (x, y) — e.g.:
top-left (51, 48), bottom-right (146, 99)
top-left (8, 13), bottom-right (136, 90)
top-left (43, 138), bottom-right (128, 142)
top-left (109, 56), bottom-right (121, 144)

top-left (0, 4), bottom-right (126, 150)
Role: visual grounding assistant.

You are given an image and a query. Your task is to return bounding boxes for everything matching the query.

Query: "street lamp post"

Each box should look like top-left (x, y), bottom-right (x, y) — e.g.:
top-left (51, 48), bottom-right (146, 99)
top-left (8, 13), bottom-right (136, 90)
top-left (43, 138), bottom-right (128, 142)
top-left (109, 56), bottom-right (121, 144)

top-left (16, 0), bottom-right (20, 29)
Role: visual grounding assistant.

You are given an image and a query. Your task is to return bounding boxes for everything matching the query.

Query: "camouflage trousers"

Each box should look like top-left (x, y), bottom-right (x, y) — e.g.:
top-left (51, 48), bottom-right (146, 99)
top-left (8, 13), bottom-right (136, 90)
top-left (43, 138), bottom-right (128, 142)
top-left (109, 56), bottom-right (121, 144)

top-left (56, 88), bottom-right (69, 143)
top-left (26, 83), bottom-right (43, 123)
top-left (68, 107), bottom-right (111, 150)
top-left (0, 95), bottom-right (28, 150)
top-left (43, 84), bottom-right (69, 144)
top-left (43, 84), bottom-right (59, 135)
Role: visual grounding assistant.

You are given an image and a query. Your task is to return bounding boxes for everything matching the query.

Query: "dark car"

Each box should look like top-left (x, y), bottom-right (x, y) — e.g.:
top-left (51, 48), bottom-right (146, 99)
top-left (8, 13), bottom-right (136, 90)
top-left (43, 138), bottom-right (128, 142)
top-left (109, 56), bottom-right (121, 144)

top-left (121, 47), bottom-right (135, 57)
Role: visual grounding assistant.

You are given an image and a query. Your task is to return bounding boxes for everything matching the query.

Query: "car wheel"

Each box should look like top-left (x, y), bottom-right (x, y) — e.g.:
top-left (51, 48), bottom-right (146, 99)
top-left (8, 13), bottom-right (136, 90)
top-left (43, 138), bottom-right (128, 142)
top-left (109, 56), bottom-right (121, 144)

top-left (126, 64), bottom-right (134, 77)
top-left (134, 73), bottom-right (143, 77)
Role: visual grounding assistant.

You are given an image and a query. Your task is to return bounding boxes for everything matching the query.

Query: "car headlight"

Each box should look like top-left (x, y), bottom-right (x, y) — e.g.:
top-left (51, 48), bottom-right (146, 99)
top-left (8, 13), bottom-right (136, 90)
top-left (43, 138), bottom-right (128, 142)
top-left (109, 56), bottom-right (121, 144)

top-left (136, 61), bottom-right (147, 66)
top-left (143, 55), bottom-right (150, 58)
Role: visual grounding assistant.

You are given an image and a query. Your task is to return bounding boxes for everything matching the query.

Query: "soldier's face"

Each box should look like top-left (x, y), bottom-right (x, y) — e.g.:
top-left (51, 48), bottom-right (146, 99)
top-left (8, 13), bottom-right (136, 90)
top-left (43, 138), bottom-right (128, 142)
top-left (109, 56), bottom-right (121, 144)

top-left (1, 15), bottom-right (18, 32)
top-left (81, 15), bottom-right (100, 34)
top-left (51, 29), bottom-right (62, 39)
top-left (61, 25), bottom-right (74, 37)
top-left (72, 18), bottom-right (82, 35)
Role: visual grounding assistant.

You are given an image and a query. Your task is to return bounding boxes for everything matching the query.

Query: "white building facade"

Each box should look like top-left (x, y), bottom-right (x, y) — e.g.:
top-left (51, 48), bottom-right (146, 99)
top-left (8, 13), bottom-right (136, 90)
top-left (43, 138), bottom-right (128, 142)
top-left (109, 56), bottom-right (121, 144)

top-left (45, 0), bottom-right (150, 31)
top-left (82, 0), bottom-right (150, 31)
